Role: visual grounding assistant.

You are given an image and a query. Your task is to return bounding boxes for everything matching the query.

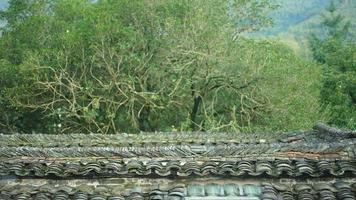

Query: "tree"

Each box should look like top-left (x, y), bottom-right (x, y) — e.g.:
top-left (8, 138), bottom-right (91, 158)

top-left (309, 1), bottom-right (350, 63)
top-left (309, 0), bottom-right (355, 128)
top-left (0, 0), bottom-right (276, 133)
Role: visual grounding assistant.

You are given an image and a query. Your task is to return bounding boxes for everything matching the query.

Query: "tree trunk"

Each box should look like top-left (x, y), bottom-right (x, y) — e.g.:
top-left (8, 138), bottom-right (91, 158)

top-left (190, 96), bottom-right (202, 130)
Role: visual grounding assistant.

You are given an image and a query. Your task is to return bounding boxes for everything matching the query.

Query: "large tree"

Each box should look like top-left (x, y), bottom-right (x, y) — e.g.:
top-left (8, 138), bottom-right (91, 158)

top-left (0, 0), bottom-right (276, 133)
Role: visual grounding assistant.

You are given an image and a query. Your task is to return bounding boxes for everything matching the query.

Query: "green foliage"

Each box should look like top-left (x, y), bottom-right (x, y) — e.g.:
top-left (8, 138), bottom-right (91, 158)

top-left (0, 0), bottom-right (341, 133)
top-left (319, 43), bottom-right (356, 128)
top-left (275, 0), bottom-right (356, 58)
top-left (0, 0), bottom-right (278, 133)
top-left (309, 1), bottom-right (356, 129)
top-left (235, 39), bottom-right (326, 132)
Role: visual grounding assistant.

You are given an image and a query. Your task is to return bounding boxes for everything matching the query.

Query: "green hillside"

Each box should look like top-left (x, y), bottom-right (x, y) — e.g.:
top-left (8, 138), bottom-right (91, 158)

top-left (258, 0), bottom-right (329, 36)
top-left (276, 0), bottom-right (356, 57)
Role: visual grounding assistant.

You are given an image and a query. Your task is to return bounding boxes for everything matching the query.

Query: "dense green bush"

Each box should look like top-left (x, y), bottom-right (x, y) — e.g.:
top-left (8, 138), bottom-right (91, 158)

top-left (318, 43), bottom-right (356, 129)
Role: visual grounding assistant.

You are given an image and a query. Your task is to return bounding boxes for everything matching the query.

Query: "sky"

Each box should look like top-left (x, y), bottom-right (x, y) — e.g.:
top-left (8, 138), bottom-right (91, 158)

top-left (0, 0), bottom-right (8, 10)
top-left (0, 0), bottom-right (7, 28)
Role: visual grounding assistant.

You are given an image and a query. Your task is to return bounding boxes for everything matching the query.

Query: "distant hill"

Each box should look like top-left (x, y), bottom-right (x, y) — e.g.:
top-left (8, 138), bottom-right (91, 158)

top-left (282, 0), bottom-right (356, 37)
top-left (258, 0), bottom-right (330, 36)
top-left (258, 0), bottom-right (356, 57)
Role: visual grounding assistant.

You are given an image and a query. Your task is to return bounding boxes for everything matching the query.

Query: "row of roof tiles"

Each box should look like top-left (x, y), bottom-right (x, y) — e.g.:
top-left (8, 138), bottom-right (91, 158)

top-left (262, 181), bottom-right (355, 200)
top-left (1, 159), bottom-right (355, 178)
top-left (0, 132), bottom-right (306, 147)
top-left (0, 139), bottom-right (354, 158)
top-left (1, 181), bottom-right (355, 200)
top-left (1, 123), bottom-right (353, 148)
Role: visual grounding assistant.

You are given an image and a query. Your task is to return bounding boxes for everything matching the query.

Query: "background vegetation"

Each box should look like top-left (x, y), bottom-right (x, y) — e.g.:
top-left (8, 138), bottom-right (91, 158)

top-left (309, 1), bottom-right (355, 129)
top-left (267, 0), bottom-right (356, 57)
top-left (0, 0), bottom-right (354, 134)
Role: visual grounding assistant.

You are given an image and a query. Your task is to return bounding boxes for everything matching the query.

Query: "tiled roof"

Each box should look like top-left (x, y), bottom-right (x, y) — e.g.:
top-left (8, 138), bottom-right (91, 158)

top-left (1, 123), bottom-right (354, 147)
top-left (1, 179), bottom-right (355, 200)
top-left (262, 181), bottom-right (356, 200)
top-left (0, 158), bottom-right (355, 178)
top-left (0, 182), bottom-right (263, 200)
top-left (0, 123), bottom-right (355, 199)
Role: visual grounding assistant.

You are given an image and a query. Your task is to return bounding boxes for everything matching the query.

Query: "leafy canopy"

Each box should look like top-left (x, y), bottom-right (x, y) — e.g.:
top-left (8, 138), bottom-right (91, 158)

top-left (0, 0), bottom-right (277, 133)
